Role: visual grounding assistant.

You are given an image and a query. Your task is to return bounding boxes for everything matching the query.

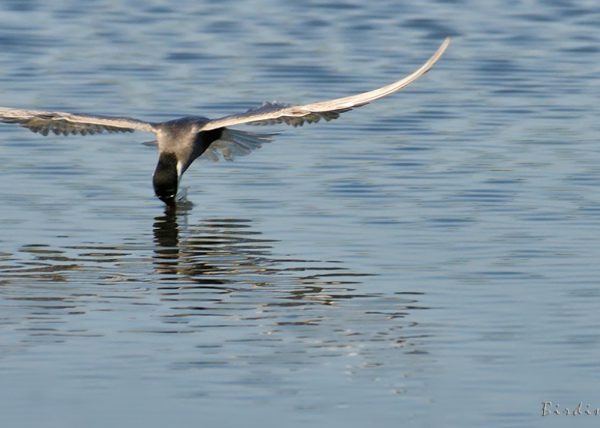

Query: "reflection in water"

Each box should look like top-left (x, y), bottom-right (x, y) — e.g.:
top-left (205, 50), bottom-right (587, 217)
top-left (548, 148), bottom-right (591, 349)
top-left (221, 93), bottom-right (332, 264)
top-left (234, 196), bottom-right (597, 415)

top-left (151, 207), bottom-right (375, 308)
top-left (0, 210), bottom-right (373, 298)
top-left (1, 213), bottom-right (430, 426)
top-left (153, 208), bottom-right (276, 284)
top-left (0, 211), bottom-right (429, 366)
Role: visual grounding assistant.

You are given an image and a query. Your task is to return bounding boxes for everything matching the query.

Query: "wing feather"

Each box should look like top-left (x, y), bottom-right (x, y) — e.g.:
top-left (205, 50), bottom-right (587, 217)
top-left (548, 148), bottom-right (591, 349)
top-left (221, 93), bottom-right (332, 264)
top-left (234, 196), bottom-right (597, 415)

top-left (201, 129), bottom-right (275, 161)
top-left (0, 108), bottom-right (155, 135)
top-left (198, 37), bottom-right (450, 131)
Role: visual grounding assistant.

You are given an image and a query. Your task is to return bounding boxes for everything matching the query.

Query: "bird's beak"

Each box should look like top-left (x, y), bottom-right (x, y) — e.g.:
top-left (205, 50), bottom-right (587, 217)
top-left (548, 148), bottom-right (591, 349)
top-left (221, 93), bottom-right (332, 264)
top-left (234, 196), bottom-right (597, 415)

top-left (158, 194), bottom-right (177, 208)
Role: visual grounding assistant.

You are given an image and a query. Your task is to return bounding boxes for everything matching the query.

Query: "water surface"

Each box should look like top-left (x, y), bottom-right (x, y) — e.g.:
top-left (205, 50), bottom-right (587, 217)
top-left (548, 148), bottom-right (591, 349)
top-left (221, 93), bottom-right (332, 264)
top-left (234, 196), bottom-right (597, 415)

top-left (1, 1), bottom-right (600, 427)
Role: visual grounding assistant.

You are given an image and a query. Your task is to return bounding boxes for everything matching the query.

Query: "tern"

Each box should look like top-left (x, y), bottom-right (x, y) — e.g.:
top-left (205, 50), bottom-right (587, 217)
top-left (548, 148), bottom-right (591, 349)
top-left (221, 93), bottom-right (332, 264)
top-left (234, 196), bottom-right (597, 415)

top-left (0, 38), bottom-right (449, 207)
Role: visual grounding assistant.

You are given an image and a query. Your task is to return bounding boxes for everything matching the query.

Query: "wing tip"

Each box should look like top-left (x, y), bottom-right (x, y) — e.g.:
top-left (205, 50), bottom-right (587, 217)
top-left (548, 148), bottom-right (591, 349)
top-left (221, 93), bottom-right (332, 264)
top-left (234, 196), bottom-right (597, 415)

top-left (439, 37), bottom-right (451, 57)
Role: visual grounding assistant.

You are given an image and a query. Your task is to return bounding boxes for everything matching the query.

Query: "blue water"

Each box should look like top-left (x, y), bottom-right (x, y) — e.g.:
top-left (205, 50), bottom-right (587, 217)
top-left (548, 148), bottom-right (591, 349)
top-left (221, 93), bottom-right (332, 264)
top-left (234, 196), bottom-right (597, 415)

top-left (1, 1), bottom-right (600, 427)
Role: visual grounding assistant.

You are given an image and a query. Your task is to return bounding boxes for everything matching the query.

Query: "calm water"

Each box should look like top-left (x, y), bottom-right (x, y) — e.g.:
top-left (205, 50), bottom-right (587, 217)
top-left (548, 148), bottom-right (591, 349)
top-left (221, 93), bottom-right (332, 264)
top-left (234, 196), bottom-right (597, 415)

top-left (1, 1), bottom-right (600, 427)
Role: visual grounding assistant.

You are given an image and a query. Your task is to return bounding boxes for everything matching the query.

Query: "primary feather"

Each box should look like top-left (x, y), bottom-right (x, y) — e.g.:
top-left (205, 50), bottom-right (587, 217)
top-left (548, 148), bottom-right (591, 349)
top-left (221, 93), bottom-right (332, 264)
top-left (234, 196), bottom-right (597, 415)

top-left (197, 37), bottom-right (450, 131)
top-left (0, 108), bottom-right (155, 135)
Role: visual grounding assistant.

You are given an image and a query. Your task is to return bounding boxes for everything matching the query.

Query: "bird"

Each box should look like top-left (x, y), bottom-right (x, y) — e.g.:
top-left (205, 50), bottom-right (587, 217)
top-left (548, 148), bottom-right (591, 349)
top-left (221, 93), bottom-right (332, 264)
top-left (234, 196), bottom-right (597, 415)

top-left (0, 38), bottom-right (450, 208)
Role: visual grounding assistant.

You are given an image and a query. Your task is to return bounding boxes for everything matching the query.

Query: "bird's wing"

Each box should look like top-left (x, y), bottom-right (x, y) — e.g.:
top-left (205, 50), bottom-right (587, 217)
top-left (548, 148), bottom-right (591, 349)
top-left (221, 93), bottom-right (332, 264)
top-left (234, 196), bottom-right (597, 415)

top-left (198, 37), bottom-right (450, 132)
top-left (200, 129), bottom-right (275, 161)
top-left (0, 108), bottom-right (155, 136)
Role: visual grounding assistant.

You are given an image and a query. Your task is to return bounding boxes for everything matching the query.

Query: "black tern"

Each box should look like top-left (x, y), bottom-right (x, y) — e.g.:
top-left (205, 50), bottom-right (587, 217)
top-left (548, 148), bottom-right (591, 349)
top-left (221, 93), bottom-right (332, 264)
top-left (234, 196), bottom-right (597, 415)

top-left (0, 38), bottom-right (449, 207)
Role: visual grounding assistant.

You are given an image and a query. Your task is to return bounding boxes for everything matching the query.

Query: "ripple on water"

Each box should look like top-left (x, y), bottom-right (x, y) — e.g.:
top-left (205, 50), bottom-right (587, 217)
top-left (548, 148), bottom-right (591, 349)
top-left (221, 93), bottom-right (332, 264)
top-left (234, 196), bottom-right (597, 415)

top-left (1, 214), bottom-right (414, 344)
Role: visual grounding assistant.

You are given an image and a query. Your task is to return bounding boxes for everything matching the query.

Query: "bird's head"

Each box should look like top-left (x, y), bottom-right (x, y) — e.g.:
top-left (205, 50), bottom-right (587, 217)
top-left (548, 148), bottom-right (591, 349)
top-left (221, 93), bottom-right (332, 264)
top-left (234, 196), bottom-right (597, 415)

top-left (153, 152), bottom-right (179, 207)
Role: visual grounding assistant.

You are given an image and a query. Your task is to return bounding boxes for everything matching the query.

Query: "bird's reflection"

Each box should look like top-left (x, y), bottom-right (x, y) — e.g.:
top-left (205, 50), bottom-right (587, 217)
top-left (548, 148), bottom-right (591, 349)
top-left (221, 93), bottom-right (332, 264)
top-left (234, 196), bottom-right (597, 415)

top-left (152, 206), bottom-right (278, 287)
top-left (151, 206), bottom-right (378, 307)
top-left (152, 207), bottom-right (184, 277)
top-left (153, 210), bottom-right (179, 273)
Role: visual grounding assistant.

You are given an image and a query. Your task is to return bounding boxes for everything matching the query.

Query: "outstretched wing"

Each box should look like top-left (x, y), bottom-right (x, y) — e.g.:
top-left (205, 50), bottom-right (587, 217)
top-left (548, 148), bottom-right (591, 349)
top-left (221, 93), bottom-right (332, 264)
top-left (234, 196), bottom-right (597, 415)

top-left (198, 37), bottom-right (450, 132)
top-left (0, 108), bottom-right (155, 136)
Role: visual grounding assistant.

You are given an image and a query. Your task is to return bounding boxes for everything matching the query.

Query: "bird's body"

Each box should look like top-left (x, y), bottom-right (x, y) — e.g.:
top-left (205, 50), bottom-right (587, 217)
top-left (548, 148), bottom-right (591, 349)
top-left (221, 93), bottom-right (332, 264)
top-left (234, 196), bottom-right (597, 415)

top-left (0, 38), bottom-right (450, 207)
top-left (153, 117), bottom-right (223, 205)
